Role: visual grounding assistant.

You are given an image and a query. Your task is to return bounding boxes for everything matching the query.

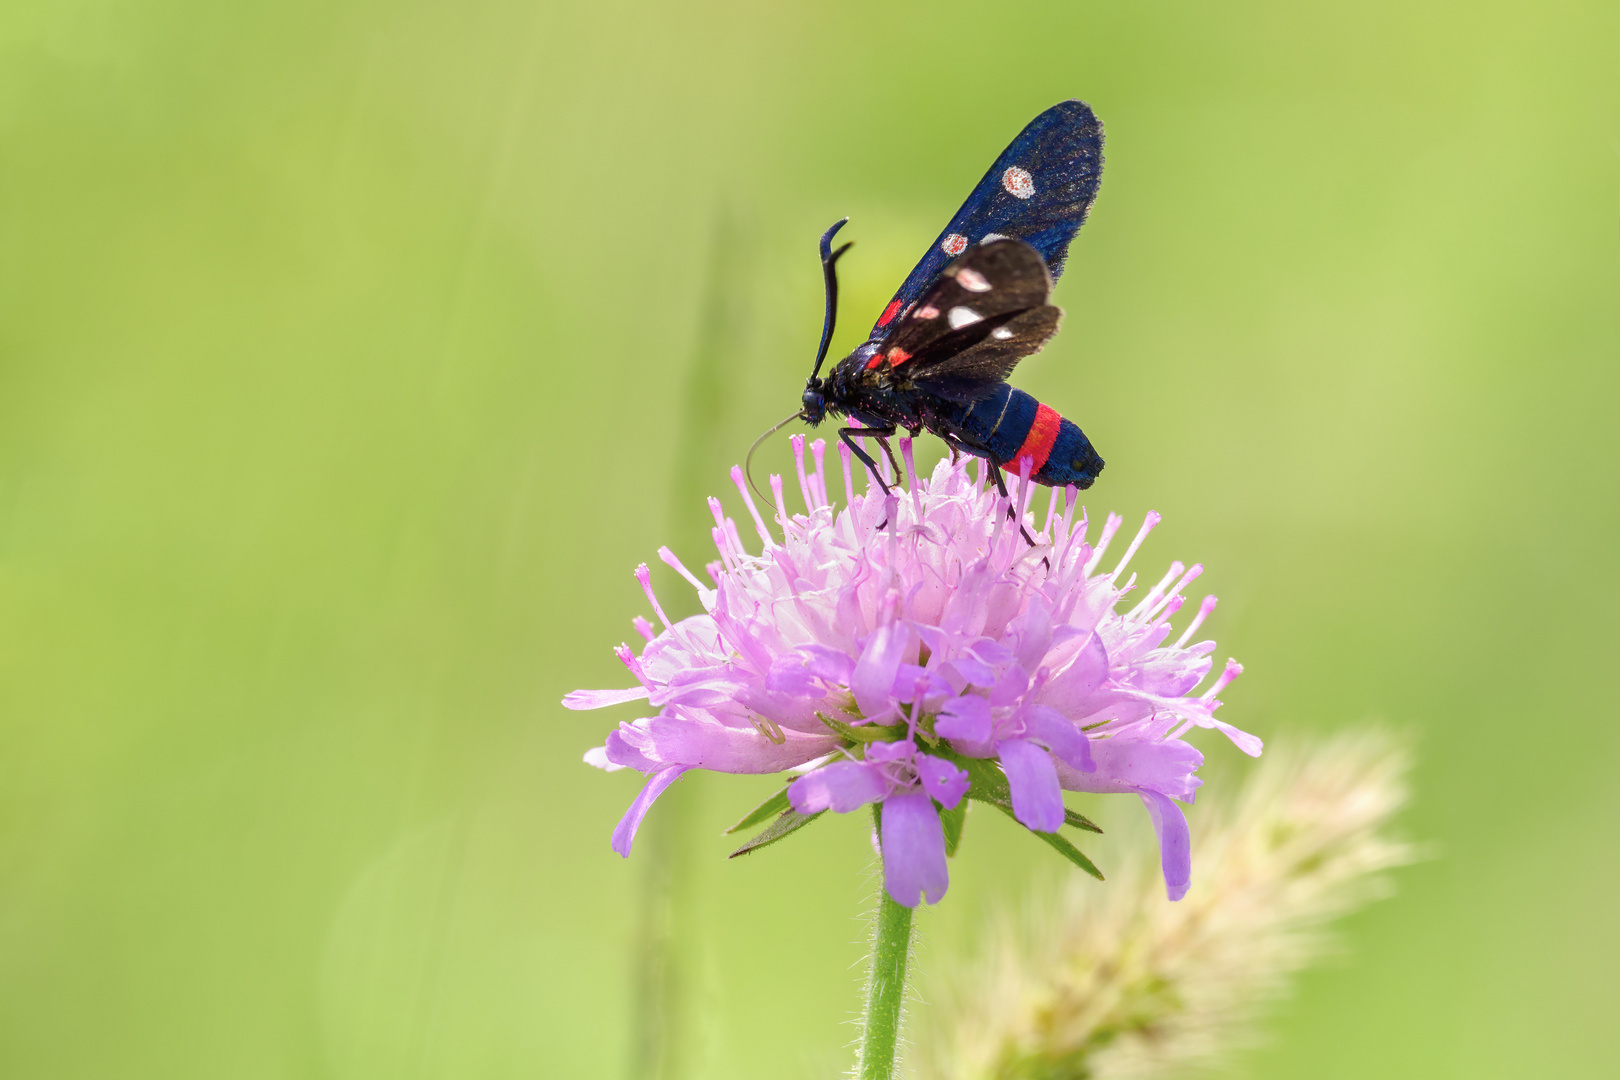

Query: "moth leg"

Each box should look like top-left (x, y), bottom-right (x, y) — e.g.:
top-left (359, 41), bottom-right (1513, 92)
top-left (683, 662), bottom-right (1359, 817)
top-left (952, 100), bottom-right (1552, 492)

top-left (838, 426), bottom-right (897, 497)
top-left (875, 436), bottom-right (903, 480)
top-left (986, 461), bottom-right (1042, 554)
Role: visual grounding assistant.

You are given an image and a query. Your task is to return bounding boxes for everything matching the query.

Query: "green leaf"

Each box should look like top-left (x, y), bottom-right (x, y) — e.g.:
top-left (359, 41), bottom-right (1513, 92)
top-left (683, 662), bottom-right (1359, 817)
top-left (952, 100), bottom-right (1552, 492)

top-left (818, 712), bottom-right (906, 744)
top-left (942, 745), bottom-right (1103, 835)
top-left (1064, 807), bottom-right (1104, 834)
top-left (724, 787), bottom-right (790, 835)
top-left (1031, 827), bottom-right (1105, 880)
top-left (939, 798), bottom-right (969, 857)
top-left (727, 808), bottom-right (825, 858)
top-left (984, 801), bottom-right (1105, 880)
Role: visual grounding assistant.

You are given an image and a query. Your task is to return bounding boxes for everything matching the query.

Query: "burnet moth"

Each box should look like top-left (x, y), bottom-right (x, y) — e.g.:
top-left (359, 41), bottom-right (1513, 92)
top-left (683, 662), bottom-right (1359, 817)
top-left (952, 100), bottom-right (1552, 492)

top-left (753, 100), bottom-right (1107, 527)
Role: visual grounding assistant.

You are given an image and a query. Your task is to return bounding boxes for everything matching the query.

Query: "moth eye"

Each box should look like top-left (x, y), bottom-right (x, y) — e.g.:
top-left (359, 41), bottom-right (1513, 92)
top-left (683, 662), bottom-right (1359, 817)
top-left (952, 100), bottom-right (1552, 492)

top-left (948, 306), bottom-right (983, 330)
top-left (914, 305), bottom-right (940, 320)
top-left (955, 267), bottom-right (992, 292)
top-left (991, 327), bottom-right (1014, 340)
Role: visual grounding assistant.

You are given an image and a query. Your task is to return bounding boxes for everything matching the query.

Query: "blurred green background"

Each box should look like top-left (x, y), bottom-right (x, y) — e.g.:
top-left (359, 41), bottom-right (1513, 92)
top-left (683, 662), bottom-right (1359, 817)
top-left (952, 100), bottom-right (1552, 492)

top-left (1, 0), bottom-right (1615, 1077)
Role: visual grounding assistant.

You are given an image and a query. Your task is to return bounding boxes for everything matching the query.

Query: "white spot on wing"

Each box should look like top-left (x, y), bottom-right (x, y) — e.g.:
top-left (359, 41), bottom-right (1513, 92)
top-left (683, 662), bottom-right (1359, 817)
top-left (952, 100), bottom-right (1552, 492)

top-left (1002, 167), bottom-right (1035, 199)
top-left (941, 234), bottom-right (968, 256)
top-left (980, 232), bottom-right (1008, 244)
top-left (955, 267), bottom-right (992, 292)
top-left (948, 306), bottom-right (982, 330)
top-left (991, 326), bottom-right (1014, 340)
top-left (914, 305), bottom-right (940, 320)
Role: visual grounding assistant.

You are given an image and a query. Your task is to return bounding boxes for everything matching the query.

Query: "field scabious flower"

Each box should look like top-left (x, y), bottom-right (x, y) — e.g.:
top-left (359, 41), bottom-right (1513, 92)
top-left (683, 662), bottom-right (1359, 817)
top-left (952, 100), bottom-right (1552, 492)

top-left (568, 436), bottom-right (1258, 906)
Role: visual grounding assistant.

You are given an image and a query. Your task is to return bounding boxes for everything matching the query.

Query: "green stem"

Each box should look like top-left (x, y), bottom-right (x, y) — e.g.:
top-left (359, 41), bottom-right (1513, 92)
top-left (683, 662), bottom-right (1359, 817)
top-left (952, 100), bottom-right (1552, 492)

top-left (858, 865), bottom-right (915, 1079)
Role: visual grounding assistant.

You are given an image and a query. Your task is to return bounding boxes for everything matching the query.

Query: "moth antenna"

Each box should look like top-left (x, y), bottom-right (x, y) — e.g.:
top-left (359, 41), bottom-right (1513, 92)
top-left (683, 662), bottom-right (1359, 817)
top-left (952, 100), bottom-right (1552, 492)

top-left (810, 218), bottom-right (852, 380)
top-left (745, 410), bottom-right (806, 507)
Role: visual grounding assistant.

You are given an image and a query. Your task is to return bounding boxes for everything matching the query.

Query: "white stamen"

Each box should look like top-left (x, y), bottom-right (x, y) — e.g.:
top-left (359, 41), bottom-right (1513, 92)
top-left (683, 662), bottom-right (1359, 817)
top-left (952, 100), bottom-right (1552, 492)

top-left (1202, 658), bottom-right (1244, 700)
top-left (810, 439), bottom-right (829, 508)
top-left (658, 545), bottom-right (709, 596)
top-left (1175, 595), bottom-right (1219, 648)
top-left (635, 563), bottom-right (672, 630)
top-left (1110, 512), bottom-right (1161, 580)
top-left (791, 434), bottom-right (815, 514)
top-left (838, 439), bottom-right (856, 509)
top-left (1129, 561), bottom-right (1184, 620)
top-left (1146, 564), bottom-right (1203, 623)
top-left (1084, 513), bottom-right (1125, 575)
top-left (729, 465), bottom-right (776, 548)
top-left (769, 473), bottom-right (790, 533)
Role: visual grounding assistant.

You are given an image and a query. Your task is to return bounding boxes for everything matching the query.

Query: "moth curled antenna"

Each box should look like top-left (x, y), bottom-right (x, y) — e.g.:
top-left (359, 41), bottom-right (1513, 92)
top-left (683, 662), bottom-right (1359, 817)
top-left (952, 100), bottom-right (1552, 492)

top-left (811, 218), bottom-right (853, 381)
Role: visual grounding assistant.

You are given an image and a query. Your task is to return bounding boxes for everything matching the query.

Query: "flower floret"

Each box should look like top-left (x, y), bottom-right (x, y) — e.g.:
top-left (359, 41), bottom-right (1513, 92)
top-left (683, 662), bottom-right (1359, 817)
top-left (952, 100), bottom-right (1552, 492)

top-left (567, 436), bottom-right (1258, 906)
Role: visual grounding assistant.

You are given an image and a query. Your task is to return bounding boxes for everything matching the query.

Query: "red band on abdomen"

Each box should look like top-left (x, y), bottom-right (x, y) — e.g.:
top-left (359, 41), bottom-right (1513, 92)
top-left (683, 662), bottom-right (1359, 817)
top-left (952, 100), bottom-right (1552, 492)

top-left (1011, 403), bottom-right (1062, 475)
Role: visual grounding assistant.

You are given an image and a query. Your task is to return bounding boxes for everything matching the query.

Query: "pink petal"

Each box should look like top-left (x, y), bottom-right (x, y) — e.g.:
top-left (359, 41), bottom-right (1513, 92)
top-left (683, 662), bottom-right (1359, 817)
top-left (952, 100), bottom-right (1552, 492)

top-left (789, 761), bottom-right (889, 813)
top-left (610, 765), bottom-right (689, 857)
top-left (1054, 736), bottom-right (1202, 802)
top-left (1021, 704), bottom-right (1094, 772)
top-left (880, 792), bottom-right (948, 907)
top-left (1212, 716), bottom-right (1264, 757)
top-left (563, 687), bottom-right (651, 710)
top-left (602, 728), bottom-right (658, 772)
top-left (915, 754), bottom-right (969, 809)
top-left (936, 695), bottom-right (992, 743)
top-left (998, 738), bottom-right (1065, 832)
top-left (851, 622), bottom-right (909, 719)
top-left (641, 714), bottom-right (836, 774)
top-left (1139, 789), bottom-right (1192, 901)
top-left (1037, 632), bottom-right (1109, 714)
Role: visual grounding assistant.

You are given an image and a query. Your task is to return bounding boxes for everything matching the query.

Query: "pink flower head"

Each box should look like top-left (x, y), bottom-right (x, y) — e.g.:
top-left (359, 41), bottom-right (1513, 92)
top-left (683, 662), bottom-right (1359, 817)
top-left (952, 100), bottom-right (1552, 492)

top-left (568, 436), bottom-right (1259, 906)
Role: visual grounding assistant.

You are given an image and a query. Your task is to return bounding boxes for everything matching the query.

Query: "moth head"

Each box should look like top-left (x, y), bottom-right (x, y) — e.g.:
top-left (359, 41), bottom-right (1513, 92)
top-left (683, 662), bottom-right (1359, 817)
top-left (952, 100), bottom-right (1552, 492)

top-left (801, 377), bottom-right (827, 426)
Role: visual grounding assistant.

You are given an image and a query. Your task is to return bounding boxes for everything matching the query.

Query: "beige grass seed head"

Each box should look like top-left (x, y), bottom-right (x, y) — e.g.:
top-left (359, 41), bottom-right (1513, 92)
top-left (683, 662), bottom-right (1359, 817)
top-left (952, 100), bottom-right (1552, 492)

top-left (919, 728), bottom-right (1418, 1080)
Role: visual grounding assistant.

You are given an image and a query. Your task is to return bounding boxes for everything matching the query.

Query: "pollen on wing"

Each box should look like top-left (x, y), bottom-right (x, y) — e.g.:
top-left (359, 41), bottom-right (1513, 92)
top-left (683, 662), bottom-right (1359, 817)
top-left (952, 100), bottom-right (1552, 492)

top-left (948, 306), bottom-right (982, 330)
top-left (955, 267), bottom-right (992, 292)
top-left (1002, 166), bottom-right (1036, 199)
top-left (941, 234), bottom-right (969, 256)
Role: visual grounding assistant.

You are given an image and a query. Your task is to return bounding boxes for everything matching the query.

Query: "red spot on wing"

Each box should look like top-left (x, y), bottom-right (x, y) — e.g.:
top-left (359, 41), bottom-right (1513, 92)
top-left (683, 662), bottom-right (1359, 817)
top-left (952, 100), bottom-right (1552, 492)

top-left (864, 346), bottom-right (913, 371)
top-left (877, 299), bottom-right (904, 327)
top-left (1012, 403), bottom-right (1062, 476)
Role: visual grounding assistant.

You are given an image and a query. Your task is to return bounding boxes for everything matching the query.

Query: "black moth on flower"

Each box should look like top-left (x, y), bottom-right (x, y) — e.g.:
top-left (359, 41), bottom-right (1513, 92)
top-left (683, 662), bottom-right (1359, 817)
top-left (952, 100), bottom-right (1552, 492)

top-left (788, 100), bottom-right (1108, 515)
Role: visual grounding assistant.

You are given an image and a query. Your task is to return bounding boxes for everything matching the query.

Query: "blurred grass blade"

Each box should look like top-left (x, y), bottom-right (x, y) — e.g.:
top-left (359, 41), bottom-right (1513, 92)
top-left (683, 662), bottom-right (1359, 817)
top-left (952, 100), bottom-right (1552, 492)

top-left (630, 203), bottom-right (755, 1080)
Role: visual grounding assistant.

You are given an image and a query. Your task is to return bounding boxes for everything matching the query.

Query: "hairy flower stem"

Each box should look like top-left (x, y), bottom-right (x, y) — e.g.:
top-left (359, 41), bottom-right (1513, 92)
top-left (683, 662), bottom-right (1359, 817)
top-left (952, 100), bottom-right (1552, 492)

top-left (859, 848), bottom-right (915, 1079)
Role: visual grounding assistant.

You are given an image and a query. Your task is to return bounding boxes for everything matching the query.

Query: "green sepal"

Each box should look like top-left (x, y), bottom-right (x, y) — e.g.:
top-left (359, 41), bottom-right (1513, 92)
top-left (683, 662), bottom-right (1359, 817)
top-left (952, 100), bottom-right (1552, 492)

top-left (818, 712), bottom-right (906, 744)
top-left (939, 798), bottom-right (969, 857)
top-left (724, 787), bottom-right (790, 835)
top-left (942, 746), bottom-right (1103, 835)
top-left (983, 800), bottom-right (1106, 881)
top-left (727, 808), bottom-right (825, 858)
